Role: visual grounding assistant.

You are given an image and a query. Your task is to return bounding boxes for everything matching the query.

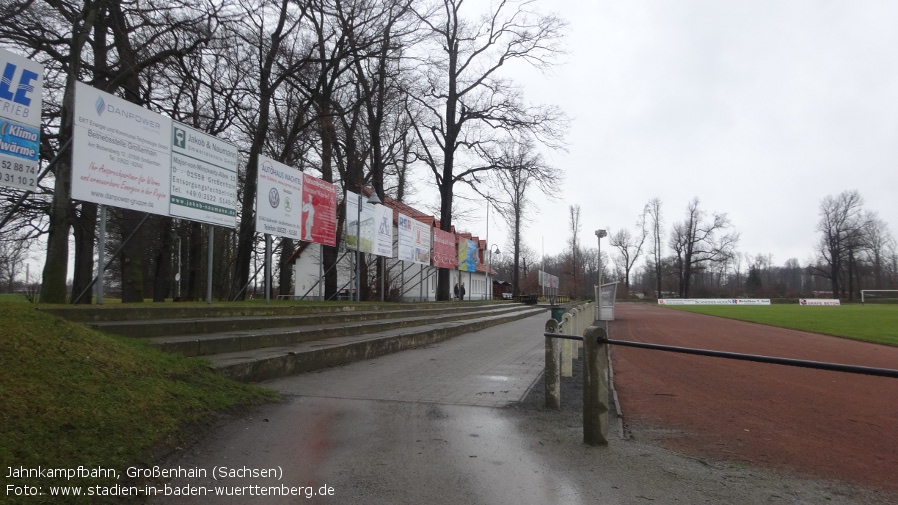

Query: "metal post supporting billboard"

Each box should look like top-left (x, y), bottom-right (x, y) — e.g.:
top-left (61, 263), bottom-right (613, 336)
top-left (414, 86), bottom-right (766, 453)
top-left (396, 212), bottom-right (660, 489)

top-left (265, 233), bottom-right (272, 304)
top-left (95, 205), bottom-right (106, 304)
top-left (207, 226), bottom-right (214, 304)
top-left (72, 212), bottom-right (150, 305)
top-left (355, 193), bottom-right (361, 302)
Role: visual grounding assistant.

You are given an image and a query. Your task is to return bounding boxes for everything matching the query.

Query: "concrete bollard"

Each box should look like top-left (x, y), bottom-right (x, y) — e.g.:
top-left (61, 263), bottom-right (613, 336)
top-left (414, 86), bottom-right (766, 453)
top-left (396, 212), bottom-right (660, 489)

top-left (544, 318), bottom-right (561, 409)
top-left (583, 324), bottom-right (609, 446)
top-left (561, 313), bottom-right (573, 377)
top-left (562, 338), bottom-right (573, 377)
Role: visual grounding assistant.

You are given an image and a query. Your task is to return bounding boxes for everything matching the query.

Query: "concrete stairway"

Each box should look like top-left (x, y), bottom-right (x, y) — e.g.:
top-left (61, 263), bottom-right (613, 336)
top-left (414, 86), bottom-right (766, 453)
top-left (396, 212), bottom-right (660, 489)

top-left (41, 302), bottom-right (547, 383)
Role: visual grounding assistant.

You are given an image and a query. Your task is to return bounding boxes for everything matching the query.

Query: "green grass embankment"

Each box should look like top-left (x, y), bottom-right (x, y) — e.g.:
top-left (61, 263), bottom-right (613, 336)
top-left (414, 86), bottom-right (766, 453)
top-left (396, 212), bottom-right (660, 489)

top-left (667, 304), bottom-right (898, 347)
top-left (0, 299), bottom-right (278, 503)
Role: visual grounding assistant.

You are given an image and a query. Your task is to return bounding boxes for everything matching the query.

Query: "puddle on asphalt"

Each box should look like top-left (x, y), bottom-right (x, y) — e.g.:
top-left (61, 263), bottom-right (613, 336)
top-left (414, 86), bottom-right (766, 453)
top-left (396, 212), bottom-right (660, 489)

top-left (475, 375), bottom-right (511, 382)
top-left (430, 404), bottom-right (596, 504)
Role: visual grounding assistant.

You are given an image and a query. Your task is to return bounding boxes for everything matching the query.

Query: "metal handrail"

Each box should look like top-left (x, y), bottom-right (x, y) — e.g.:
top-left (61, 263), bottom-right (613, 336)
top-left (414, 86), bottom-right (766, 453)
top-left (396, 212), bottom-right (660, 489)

top-left (544, 333), bottom-right (584, 342)
top-left (543, 333), bottom-right (898, 379)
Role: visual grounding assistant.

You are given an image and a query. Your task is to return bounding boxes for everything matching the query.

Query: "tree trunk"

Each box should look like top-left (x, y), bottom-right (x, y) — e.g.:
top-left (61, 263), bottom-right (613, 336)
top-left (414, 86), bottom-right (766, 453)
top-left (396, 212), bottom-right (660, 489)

top-left (119, 209), bottom-right (146, 302)
top-left (186, 221), bottom-right (204, 301)
top-left (279, 237), bottom-right (294, 296)
top-left (71, 203), bottom-right (97, 303)
top-left (41, 165), bottom-right (72, 303)
top-left (152, 217), bottom-right (173, 302)
top-left (40, 3), bottom-right (101, 303)
top-left (318, 105), bottom-right (339, 300)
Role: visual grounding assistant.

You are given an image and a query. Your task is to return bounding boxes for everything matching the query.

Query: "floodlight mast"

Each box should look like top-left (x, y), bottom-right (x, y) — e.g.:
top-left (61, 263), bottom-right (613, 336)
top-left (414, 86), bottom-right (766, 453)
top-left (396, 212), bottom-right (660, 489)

top-left (488, 244), bottom-right (500, 300)
top-left (596, 229), bottom-right (607, 314)
top-left (356, 189), bottom-right (381, 302)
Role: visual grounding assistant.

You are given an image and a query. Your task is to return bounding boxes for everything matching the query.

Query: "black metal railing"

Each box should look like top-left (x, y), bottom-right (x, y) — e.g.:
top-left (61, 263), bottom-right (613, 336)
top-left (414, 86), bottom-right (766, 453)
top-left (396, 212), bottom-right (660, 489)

top-left (543, 333), bottom-right (898, 379)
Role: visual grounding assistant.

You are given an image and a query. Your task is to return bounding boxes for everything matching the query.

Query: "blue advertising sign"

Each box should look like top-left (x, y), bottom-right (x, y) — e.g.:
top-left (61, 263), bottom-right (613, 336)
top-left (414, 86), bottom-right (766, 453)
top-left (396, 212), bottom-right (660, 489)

top-left (0, 49), bottom-right (43, 191)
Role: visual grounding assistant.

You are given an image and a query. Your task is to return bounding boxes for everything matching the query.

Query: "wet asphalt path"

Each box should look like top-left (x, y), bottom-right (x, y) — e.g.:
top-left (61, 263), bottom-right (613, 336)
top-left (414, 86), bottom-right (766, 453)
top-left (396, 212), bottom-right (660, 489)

top-left (149, 312), bottom-right (617, 504)
top-left (150, 309), bottom-right (891, 505)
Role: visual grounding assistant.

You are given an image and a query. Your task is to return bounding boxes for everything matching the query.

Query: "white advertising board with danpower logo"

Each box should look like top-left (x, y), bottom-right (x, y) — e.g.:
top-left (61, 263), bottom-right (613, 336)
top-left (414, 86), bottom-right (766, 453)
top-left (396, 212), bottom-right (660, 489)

top-left (71, 82), bottom-right (172, 216)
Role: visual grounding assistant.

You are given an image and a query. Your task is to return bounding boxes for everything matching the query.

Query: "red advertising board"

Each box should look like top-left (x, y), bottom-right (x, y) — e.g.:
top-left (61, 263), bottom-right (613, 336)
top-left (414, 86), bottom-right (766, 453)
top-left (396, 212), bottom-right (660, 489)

top-left (432, 228), bottom-right (456, 269)
top-left (301, 173), bottom-right (337, 246)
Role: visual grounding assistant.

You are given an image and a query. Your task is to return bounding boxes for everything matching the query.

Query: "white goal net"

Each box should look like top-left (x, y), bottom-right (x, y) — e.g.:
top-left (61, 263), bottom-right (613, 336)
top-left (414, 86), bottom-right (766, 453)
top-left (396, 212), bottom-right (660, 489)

top-left (860, 290), bottom-right (898, 304)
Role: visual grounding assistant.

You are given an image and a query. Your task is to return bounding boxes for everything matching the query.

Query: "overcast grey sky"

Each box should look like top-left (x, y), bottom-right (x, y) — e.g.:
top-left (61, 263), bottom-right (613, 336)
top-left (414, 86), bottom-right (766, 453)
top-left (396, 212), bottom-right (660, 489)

top-left (465, 0), bottom-right (898, 268)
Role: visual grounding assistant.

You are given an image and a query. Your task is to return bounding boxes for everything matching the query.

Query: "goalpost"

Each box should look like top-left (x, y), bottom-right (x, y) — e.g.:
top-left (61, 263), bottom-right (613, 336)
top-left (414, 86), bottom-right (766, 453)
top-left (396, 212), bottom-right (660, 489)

top-left (860, 290), bottom-right (898, 304)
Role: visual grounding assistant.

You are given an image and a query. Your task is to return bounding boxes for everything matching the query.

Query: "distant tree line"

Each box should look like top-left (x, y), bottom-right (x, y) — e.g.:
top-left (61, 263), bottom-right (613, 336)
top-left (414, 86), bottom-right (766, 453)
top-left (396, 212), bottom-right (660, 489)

top-left (497, 191), bottom-right (897, 301)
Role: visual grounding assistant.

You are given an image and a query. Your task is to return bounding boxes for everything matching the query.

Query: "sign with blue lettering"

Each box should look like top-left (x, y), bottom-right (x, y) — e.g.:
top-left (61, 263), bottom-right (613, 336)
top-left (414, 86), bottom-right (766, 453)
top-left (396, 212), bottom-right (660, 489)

top-left (0, 49), bottom-right (43, 191)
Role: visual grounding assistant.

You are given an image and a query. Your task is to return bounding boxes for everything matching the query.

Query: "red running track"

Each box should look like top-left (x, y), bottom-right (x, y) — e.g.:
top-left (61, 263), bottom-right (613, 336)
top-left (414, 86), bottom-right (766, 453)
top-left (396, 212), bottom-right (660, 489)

top-left (611, 303), bottom-right (898, 492)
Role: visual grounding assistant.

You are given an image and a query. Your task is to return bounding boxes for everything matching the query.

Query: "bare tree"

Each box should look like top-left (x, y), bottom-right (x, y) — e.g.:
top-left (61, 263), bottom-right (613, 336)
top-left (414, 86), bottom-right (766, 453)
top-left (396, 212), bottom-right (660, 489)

top-left (609, 212), bottom-right (647, 291)
top-left (669, 198), bottom-right (739, 298)
top-left (644, 198), bottom-right (663, 297)
top-left (863, 215), bottom-right (896, 290)
top-left (232, 0), bottom-right (313, 300)
top-left (152, 10), bottom-right (249, 301)
top-left (410, 0), bottom-right (567, 300)
top-left (492, 138), bottom-right (557, 296)
top-left (565, 204), bottom-right (583, 297)
top-left (0, 231), bottom-right (34, 293)
top-left (812, 190), bottom-right (867, 299)
top-left (3, 0), bottom-right (216, 302)
top-left (16, 1), bottom-right (104, 303)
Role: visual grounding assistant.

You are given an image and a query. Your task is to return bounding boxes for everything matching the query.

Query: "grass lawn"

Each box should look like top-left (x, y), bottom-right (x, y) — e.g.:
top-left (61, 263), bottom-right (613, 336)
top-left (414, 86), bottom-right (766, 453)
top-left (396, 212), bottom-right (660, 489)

top-left (0, 293), bottom-right (31, 303)
top-left (666, 304), bottom-right (898, 347)
top-left (0, 302), bottom-right (278, 504)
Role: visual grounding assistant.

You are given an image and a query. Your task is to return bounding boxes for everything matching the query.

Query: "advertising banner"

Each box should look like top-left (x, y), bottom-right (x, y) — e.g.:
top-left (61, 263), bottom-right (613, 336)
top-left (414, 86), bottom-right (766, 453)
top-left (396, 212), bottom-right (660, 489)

top-left (71, 82), bottom-right (172, 216)
top-left (169, 122), bottom-right (238, 227)
top-left (0, 49), bottom-right (42, 191)
top-left (799, 299), bottom-right (841, 306)
top-left (658, 298), bottom-right (771, 306)
top-left (412, 219), bottom-right (431, 265)
top-left (373, 204), bottom-right (393, 258)
top-left (255, 155), bottom-right (302, 239)
top-left (301, 173), bottom-right (337, 246)
top-left (397, 213), bottom-right (415, 262)
top-left (538, 270), bottom-right (559, 288)
top-left (458, 239), bottom-right (478, 271)
top-left (345, 190), bottom-right (375, 253)
top-left (431, 228), bottom-right (456, 269)
top-left (397, 214), bottom-right (431, 265)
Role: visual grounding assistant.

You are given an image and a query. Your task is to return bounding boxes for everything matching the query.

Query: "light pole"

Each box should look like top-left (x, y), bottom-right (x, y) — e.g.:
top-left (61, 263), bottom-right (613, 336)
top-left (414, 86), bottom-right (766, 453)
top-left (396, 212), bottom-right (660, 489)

top-left (487, 244), bottom-right (500, 300)
top-left (355, 189), bottom-right (381, 302)
top-left (175, 236), bottom-right (181, 300)
top-left (595, 229), bottom-right (607, 311)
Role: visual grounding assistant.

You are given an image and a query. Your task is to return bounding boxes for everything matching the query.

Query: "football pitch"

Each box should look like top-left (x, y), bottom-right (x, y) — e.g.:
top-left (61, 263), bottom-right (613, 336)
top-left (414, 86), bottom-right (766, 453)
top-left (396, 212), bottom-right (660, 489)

top-left (666, 304), bottom-right (898, 347)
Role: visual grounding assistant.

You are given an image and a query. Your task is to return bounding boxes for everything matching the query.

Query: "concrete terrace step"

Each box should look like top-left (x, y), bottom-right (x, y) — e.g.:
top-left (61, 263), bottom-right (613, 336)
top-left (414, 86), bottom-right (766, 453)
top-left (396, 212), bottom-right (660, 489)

top-left (81, 303), bottom-right (518, 339)
top-left (149, 304), bottom-right (533, 357)
top-left (207, 306), bottom-right (549, 382)
top-left (38, 301), bottom-right (506, 323)
top-left (43, 301), bottom-right (549, 384)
